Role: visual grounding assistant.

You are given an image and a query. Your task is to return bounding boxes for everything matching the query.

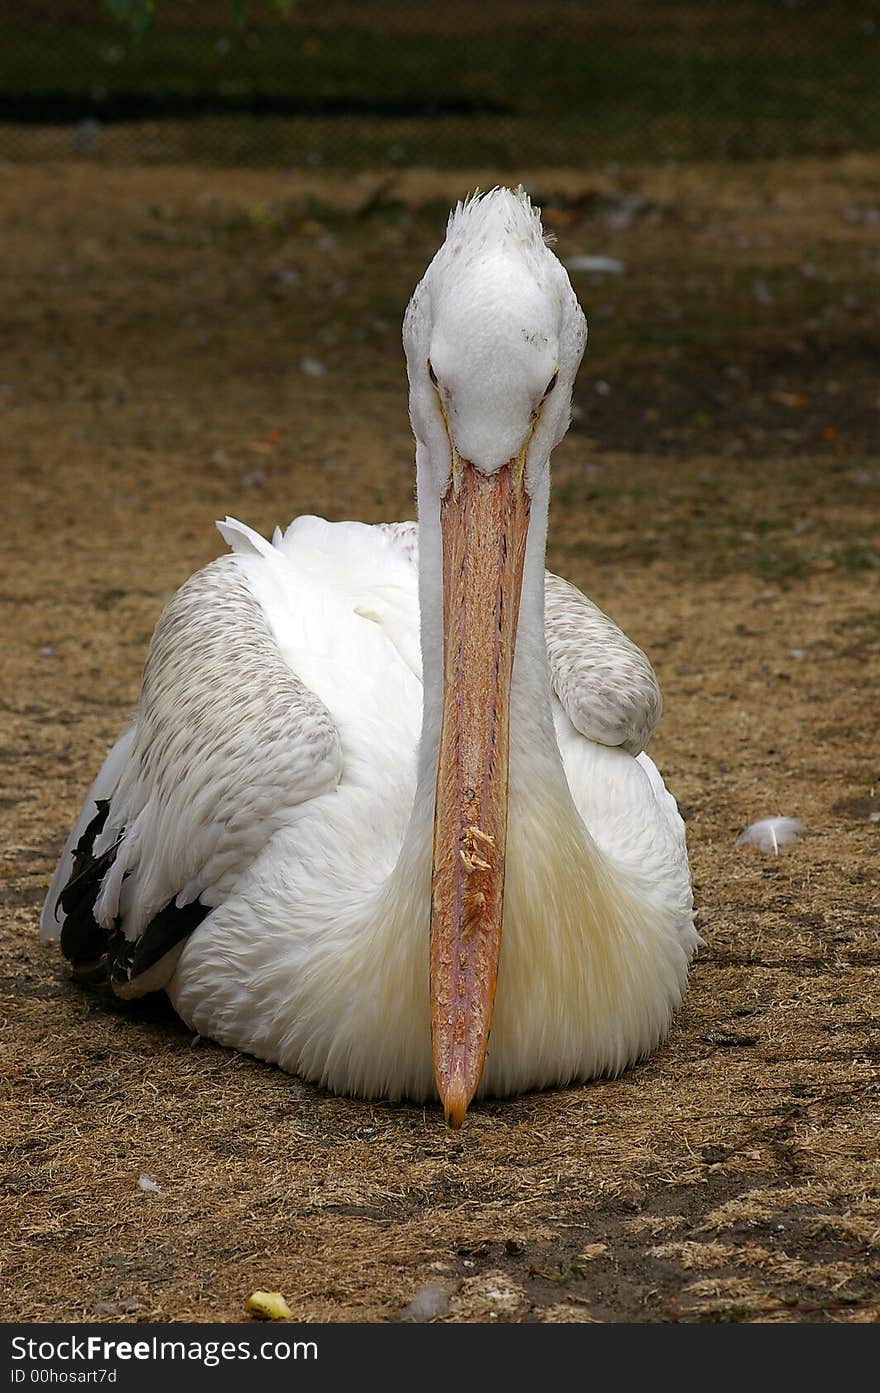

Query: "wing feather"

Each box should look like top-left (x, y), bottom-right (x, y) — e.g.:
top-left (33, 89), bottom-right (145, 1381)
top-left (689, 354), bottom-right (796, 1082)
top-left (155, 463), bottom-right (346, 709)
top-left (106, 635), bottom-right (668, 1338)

top-left (43, 554), bottom-right (342, 993)
top-left (544, 572), bottom-right (662, 756)
top-left (376, 524), bottom-right (662, 755)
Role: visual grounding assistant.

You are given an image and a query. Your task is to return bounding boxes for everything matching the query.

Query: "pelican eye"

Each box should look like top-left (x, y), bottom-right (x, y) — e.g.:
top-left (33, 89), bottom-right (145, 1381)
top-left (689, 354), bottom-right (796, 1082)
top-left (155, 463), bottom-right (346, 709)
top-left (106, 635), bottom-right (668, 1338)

top-left (428, 360), bottom-right (438, 388)
top-left (543, 370), bottom-right (559, 399)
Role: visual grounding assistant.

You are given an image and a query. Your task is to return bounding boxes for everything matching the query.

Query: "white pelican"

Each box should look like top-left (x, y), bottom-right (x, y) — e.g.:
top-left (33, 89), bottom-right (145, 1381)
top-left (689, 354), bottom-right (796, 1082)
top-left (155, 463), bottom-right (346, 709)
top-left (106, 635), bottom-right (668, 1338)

top-left (41, 188), bottom-right (698, 1126)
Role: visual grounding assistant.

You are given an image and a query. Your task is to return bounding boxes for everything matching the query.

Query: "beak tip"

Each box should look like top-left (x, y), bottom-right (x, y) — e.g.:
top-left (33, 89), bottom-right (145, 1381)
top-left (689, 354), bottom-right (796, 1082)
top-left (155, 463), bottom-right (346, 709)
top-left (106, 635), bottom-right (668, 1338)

top-left (441, 1077), bottom-right (472, 1129)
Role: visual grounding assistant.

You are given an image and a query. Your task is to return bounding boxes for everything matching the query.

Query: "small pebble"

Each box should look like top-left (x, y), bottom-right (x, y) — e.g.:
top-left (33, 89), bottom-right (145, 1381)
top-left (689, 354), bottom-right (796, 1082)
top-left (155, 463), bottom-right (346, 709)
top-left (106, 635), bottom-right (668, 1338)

top-left (399, 1281), bottom-right (452, 1322)
top-left (566, 255), bottom-right (625, 275)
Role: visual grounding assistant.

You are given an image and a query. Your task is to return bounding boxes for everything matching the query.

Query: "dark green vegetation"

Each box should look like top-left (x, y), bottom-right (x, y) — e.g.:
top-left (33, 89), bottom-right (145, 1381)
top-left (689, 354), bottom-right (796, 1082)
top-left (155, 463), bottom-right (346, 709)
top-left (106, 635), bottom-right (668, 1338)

top-left (3, 1), bottom-right (880, 165)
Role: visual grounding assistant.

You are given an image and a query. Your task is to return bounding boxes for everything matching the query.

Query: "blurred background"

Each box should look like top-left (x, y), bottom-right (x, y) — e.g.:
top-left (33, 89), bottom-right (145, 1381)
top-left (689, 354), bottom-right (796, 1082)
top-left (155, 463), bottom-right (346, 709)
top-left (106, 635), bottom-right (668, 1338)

top-left (3, 1), bottom-right (880, 168)
top-left (4, 1), bottom-right (879, 558)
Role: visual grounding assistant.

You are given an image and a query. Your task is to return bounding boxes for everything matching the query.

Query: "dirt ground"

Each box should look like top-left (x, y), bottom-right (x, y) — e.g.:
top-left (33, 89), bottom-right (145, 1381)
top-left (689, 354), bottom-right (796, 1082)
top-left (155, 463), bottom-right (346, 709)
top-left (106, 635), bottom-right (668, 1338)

top-left (1, 154), bottom-right (878, 1324)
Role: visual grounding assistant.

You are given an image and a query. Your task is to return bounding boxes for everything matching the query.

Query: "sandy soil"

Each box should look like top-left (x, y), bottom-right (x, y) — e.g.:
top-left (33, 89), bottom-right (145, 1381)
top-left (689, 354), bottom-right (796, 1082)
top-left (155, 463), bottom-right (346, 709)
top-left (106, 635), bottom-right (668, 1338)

top-left (1, 155), bottom-right (878, 1323)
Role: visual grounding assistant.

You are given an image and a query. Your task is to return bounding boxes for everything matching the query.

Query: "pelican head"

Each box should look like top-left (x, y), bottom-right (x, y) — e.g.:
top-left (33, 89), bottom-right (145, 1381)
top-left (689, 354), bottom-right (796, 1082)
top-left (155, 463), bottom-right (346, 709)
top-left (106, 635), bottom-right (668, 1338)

top-left (403, 189), bottom-right (588, 1125)
top-left (405, 188), bottom-right (588, 493)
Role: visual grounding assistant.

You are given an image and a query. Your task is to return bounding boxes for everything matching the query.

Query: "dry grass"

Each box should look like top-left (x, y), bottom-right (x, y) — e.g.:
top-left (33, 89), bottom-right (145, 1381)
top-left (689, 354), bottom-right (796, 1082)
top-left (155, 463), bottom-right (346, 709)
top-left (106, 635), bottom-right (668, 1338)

top-left (1, 153), bottom-right (878, 1323)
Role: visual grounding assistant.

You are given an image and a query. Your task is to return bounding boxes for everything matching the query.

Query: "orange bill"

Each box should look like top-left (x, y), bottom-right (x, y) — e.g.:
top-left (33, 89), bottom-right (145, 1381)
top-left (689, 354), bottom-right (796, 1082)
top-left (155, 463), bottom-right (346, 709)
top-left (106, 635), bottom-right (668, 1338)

top-left (430, 460), bottom-right (530, 1127)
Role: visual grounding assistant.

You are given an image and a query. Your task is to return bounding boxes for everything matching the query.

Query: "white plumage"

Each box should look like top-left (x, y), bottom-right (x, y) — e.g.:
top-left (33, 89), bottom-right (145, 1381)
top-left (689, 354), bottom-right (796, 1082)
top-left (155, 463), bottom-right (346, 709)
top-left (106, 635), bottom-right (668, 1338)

top-left (42, 189), bottom-right (699, 1117)
top-left (736, 817), bottom-right (805, 854)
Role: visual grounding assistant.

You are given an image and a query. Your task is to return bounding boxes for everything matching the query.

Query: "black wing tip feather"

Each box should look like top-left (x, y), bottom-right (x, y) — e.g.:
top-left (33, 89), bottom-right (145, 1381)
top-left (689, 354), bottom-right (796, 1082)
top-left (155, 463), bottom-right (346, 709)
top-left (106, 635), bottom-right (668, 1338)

top-left (58, 800), bottom-right (115, 968)
top-left (57, 799), bottom-right (210, 992)
top-left (109, 895), bottom-right (210, 989)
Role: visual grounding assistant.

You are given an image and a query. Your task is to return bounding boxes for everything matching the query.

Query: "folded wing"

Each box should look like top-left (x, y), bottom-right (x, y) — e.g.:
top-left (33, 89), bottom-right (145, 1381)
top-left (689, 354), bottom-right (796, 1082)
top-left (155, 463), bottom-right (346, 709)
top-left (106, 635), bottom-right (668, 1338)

top-left (379, 522), bottom-right (662, 755)
top-left (41, 555), bottom-right (342, 996)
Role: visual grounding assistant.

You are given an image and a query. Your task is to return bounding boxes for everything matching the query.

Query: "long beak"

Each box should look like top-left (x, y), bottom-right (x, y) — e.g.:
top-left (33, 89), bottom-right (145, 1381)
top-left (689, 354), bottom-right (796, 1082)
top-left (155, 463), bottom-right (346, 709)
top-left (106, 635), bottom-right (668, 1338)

top-left (430, 459), bottom-right (530, 1127)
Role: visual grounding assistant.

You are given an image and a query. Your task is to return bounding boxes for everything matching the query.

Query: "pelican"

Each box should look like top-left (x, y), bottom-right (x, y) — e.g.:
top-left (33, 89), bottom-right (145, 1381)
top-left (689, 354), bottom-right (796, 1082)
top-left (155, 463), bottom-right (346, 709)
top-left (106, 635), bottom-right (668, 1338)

top-left (41, 189), bottom-right (698, 1126)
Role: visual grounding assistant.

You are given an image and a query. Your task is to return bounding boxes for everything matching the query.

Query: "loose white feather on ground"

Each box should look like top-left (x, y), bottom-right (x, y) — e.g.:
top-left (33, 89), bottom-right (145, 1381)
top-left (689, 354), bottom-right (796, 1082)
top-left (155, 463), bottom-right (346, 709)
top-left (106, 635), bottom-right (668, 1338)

top-left (736, 817), bottom-right (806, 854)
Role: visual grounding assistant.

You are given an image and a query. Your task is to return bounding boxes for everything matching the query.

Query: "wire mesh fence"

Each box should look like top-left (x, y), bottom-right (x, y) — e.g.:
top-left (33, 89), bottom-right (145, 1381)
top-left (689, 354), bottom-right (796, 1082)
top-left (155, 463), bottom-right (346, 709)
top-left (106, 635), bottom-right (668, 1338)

top-left (2, 1), bottom-right (880, 169)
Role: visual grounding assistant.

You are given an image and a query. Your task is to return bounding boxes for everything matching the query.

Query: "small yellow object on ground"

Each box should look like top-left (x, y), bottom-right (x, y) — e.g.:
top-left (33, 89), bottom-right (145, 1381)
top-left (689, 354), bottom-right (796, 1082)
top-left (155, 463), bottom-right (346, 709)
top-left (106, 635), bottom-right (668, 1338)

top-left (245, 1290), bottom-right (293, 1321)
